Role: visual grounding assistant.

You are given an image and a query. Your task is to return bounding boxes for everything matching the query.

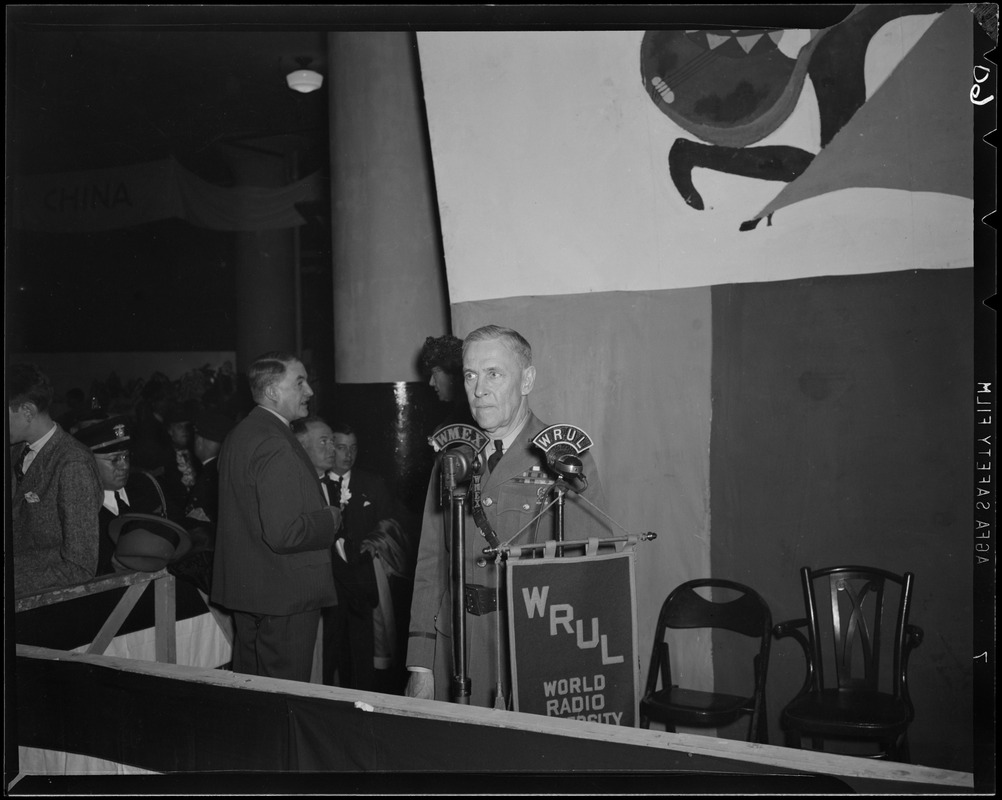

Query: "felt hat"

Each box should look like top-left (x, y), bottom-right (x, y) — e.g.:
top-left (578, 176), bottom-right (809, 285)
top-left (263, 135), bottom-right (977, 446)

top-left (108, 513), bottom-right (193, 572)
top-left (193, 408), bottom-right (235, 444)
top-left (74, 415), bottom-right (132, 454)
top-left (165, 403), bottom-right (192, 426)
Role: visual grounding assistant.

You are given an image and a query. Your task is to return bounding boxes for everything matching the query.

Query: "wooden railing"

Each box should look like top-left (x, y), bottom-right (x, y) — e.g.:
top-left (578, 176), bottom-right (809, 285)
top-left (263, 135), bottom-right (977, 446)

top-left (15, 569), bottom-right (178, 664)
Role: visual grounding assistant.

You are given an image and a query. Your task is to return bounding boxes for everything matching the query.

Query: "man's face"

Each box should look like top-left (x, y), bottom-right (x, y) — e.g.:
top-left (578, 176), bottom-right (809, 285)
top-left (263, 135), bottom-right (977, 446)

top-left (168, 421), bottom-right (191, 449)
top-left (193, 434), bottom-right (215, 465)
top-left (429, 367), bottom-right (454, 402)
top-left (297, 421), bottom-right (336, 474)
top-left (463, 338), bottom-right (535, 438)
top-left (8, 404), bottom-right (31, 444)
top-left (95, 450), bottom-right (131, 491)
top-left (271, 360), bottom-right (314, 422)
top-left (331, 433), bottom-right (358, 476)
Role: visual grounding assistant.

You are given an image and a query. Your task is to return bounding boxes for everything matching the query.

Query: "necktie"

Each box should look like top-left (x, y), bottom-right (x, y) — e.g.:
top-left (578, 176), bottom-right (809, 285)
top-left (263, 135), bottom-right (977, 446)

top-left (323, 474), bottom-right (342, 505)
top-left (487, 439), bottom-right (504, 473)
top-left (15, 446), bottom-right (31, 482)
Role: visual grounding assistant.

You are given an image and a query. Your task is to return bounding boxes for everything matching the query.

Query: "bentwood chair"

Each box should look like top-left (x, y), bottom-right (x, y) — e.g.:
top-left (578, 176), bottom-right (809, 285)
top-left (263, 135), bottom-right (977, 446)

top-left (773, 565), bottom-right (923, 762)
top-left (640, 579), bottom-right (772, 742)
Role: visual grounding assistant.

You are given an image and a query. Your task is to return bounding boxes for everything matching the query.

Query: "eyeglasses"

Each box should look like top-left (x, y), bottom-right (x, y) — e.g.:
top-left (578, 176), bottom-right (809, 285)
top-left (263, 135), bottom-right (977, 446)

top-left (96, 452), bottom-right (131, 466)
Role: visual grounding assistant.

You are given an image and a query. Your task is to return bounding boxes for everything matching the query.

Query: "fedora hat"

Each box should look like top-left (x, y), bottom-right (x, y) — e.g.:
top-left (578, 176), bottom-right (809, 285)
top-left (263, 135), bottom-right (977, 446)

top-left (108, 513), bottom-right (193, 572)
top-left (193, 408), bottom-right (235, 444)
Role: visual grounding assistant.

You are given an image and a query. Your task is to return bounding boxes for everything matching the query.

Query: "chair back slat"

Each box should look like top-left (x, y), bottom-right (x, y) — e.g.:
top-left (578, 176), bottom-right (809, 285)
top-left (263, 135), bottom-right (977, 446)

top-left (802, 565), bottom-right (912, 696)
top-left (664, 583), bottom-right (770, 638)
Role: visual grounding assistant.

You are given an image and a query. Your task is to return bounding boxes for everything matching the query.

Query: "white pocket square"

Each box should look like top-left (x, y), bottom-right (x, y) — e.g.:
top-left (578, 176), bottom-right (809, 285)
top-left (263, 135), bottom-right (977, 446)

top-left (24, 492), bottom-right (40, 503)
top-left (363, 500), bottom-right (372, 507)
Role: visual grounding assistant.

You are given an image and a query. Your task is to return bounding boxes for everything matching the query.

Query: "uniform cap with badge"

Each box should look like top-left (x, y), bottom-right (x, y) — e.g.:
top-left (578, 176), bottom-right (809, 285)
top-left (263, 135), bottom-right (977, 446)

top-left (73, 415), bottom-right (133, 454)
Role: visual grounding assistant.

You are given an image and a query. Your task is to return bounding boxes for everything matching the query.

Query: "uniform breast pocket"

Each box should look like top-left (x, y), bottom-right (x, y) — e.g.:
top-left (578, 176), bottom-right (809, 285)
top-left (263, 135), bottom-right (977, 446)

top-left (495, 485), bottom-right (546, 542)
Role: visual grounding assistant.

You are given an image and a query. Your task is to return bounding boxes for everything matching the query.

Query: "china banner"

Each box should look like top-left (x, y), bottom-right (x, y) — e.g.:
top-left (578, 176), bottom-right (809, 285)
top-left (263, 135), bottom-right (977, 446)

top-left (507, 548), bottom-right (639, 727)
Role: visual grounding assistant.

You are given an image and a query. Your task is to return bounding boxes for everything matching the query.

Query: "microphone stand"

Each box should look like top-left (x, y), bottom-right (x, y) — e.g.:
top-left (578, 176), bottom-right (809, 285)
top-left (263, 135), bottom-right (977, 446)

top-left (553, 482), bottom-right (567, 544)
top-left (442, 455), bottom-right (471, 704)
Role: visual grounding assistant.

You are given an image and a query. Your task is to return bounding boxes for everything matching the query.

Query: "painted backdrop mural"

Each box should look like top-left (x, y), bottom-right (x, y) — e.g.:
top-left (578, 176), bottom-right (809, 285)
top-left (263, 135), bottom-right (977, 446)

top-left (417, 4), bottom-right (978, 771)
top-left (639, 4), bottom-right (964, 229)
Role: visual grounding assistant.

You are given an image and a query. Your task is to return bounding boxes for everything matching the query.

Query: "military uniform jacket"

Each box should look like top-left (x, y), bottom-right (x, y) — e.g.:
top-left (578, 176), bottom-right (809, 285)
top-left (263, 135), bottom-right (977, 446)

top-left (10, 425), bottom-right (103, 597)
top-left (406, 412), bottom-right (612, 708)
top-left (211, 406), bottom-right (339, 616)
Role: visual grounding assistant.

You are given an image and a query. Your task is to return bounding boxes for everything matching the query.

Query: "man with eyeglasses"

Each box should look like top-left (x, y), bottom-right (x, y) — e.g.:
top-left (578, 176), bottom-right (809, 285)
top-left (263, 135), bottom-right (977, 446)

top-left (9, 362), bottom-right (103, 596)
top-left (75, 415), bottom-right (180, 574)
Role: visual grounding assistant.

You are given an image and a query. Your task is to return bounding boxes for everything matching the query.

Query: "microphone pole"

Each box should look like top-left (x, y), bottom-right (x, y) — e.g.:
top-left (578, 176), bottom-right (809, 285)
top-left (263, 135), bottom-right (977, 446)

top-left (550, 454), bottom-right (587, 545)
top-left (442, 453), bottom-right (471, 704)
top-left (554, 483), bottom-right (566, 544)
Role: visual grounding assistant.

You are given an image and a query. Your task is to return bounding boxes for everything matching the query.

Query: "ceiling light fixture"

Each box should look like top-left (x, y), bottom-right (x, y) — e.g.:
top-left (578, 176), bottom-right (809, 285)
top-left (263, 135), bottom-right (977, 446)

top-left (287, 57), bottom-right (324, 93)
top-left (287, 67), bottom-right (324, 93)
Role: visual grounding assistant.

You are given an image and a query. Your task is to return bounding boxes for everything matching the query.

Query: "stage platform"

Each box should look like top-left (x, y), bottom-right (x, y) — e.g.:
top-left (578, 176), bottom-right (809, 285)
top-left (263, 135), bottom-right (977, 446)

top-left (11, 644), bottom-right (975, 795)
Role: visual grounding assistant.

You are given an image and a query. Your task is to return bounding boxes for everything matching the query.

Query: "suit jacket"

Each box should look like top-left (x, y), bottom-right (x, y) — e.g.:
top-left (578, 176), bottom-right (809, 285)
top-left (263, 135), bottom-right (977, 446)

top-left (406, 411), bottom-right (612, 707)
top-left (211, 406), bottom-right (339, 616)
top-left (185, 457), bottom-right (220, 527)
top-left (10, 424), bottom-right (103, 597)
top-left (337, 468), bottom-right (399, 552)
top-left (160, 446), bottom-right (199, 512)
top-left (324, 467), bottom-right (404, 689)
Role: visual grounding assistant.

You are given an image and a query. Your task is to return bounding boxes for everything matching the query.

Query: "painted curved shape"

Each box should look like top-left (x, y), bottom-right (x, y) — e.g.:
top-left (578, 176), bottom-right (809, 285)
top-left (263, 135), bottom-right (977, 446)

top-left (640, 27), bottom-right (829, 148)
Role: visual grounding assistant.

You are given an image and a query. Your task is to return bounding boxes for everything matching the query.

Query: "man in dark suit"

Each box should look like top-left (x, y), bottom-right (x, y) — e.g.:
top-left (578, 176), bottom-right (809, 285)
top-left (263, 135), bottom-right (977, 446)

top-left (185, 408), bottom-right (233, 530)
top-left (211, 352), bottom-right (342, 682)
top-left (169, 407), bottom-right (235, 595)
top-left (405, 325), bottom-right (613, 708)
top-left (9, 363), bottom-right (103, 596)
top-left (75, 415), bottom-right (181, 575)
top-left (292, 417), bottom-right (410, 691)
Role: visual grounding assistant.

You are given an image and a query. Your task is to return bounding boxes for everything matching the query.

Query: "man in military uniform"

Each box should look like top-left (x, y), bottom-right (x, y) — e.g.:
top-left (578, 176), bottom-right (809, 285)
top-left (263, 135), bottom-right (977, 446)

top-left (405, 325), bottom-right (612, 708)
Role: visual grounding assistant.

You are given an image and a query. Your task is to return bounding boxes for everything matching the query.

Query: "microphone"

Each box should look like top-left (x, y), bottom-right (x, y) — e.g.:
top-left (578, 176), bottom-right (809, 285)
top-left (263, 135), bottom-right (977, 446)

top-left (441, 441), bottom-right (476, 488)
top-left (548, 451), bottom-right (589, 494)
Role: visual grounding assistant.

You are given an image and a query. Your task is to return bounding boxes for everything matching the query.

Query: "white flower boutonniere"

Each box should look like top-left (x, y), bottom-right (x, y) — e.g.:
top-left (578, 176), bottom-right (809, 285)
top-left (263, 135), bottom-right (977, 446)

top-left (339, 482), bottom-right (352, 510)
top-left (176, 449), bottom-right (196, 488)
top-left (24, 491), bottom-right (40, 503)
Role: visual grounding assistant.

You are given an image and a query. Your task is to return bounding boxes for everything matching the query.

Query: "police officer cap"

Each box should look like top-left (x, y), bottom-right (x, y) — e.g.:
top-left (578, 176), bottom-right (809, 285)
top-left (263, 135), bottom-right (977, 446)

top-left (193, 408), bottom-right (235, 444)
top-left (74, 415), bottom-right (133, 454)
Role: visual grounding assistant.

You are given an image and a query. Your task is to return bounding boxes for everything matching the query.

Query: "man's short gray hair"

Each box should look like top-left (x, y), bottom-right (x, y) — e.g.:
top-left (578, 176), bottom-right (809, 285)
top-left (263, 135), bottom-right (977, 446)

top-left (463, 325), bottom-right (533, 369)
top-left (248, 351), bottom-right (298, 403)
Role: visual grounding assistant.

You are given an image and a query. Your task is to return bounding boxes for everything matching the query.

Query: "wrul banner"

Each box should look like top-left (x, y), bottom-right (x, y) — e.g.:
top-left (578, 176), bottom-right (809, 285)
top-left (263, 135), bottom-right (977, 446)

top-left (507, 548), bottom-right (639, 727)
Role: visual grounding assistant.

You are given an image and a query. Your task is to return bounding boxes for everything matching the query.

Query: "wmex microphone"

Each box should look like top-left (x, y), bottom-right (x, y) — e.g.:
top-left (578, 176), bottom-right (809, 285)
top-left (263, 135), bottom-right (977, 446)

top-left (440, 442), bottom-right (476, 488)
top-left (428, 424), bottom-right (491, 493)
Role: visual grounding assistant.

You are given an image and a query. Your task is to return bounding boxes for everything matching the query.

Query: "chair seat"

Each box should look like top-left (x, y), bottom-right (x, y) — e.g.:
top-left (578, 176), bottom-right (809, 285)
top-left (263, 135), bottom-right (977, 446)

top-left (782, 689), bottom-right (911, 737)
top-left (642, 687), bottom-right (751, 727)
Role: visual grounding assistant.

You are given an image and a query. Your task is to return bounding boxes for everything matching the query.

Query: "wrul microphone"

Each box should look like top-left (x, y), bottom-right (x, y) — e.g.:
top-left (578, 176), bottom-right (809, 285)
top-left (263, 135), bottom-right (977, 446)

top-left (547, 449), bottom-right (589, 494)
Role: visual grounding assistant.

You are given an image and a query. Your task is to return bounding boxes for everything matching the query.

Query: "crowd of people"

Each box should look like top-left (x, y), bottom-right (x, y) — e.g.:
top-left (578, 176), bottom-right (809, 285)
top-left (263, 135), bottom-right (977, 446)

top-left (9, 325), bottom-right (611, 708)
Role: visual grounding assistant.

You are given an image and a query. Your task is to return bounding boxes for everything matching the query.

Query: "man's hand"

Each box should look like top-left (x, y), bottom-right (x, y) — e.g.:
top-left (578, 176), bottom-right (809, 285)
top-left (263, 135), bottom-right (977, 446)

top-left (406, 670), bottom-right (435, 700)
